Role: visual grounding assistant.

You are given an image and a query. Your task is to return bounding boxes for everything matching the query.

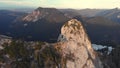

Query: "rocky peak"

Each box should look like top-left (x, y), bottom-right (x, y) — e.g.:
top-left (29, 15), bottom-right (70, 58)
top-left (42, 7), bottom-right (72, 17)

top-left (22, 7), bottom-right (69, 22)
top-left (58, 19), bottom-right (93, 50)
top-left (61, 19), bottom-right (84, 41)
top-left (56, 19), bottom-right (103, 68)
top-left (36, 19), bottom-right (103, 68)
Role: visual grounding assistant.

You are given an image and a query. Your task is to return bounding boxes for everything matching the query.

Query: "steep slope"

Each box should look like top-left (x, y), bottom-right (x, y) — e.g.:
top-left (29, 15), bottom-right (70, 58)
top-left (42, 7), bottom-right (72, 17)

top-left (56, 19), bottom-right (103, 68)
top-left (36, 19), bottom-right (103, 68)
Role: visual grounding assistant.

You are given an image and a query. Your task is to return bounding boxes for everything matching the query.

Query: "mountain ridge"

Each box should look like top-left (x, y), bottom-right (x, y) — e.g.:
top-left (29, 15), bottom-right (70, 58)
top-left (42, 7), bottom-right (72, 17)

top-left (22, 7), bottom-right (69, 23)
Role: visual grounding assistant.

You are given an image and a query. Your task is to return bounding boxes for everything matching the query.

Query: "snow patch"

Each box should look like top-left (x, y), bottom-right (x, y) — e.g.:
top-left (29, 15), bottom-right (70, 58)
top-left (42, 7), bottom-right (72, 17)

top-left (107, 47), bottom-right (113, 55)
top-left (92, 44), bottom-right (113, 55)
top-left (92, 44), bottom-right (107, 50)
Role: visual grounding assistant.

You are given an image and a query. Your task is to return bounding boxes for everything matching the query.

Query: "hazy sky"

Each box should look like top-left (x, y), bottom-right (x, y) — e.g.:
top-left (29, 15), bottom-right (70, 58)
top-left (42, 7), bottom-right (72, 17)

top-left (0, 0), bottom-right (120, 9)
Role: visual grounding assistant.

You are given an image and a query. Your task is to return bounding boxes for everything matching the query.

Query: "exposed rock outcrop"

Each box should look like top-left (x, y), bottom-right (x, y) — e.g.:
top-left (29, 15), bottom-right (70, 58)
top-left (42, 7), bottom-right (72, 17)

top-left (37, 19), bottom-right (103, 68)
top-left (0, 35), bottom-right (11, 47)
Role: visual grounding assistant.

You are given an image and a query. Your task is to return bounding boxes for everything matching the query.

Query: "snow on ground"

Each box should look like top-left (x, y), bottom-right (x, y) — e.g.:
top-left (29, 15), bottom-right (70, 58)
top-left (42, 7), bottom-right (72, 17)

top-left (107, 47), bottom-right (113, 55)
top-left (92, 44), bottom-right (107, 50)
top-left (92, 44), bottom-right (113, 55)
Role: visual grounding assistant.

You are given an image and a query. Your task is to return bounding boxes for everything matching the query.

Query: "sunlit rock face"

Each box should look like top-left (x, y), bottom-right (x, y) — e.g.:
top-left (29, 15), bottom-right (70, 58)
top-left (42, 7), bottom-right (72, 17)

top-left (30, 19), bottom-right (103, 68)
top-left (55, 19), bottom-right (103, 68)
top-left (22, 10), bottom-right (41, 22)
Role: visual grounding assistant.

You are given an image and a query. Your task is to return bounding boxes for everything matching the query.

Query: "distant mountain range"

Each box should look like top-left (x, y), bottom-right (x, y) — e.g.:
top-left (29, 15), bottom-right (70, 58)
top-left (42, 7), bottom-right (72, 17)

top-left (60, 8), bottom-right (120, 23)
top-left (60, 9), bottom-right (105, 17)
top-left (96, 8), bottom-right (120, 23)
top-left (0, 7), bottom-right (120, 44)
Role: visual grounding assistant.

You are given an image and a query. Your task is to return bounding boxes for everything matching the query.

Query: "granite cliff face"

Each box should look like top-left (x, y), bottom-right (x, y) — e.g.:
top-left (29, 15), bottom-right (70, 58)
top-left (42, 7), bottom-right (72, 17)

top-left (55, 19), bottom-right (103, 68)
top-left (36, 19), bottom-right (103, 68)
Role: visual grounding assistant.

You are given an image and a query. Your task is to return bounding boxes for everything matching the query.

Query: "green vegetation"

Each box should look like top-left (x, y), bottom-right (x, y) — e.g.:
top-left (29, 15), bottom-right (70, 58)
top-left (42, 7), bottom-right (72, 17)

top-left (0, 40), bottom-right (68, 68)
top-left (34, 41), bottom-right (45, 50)
top-left (3, 40), bottom-right (31, 68)
top-left (38, 46), bottom-right (61, 68)
top-left (4, 40), bottom-right (29, 58)
top-left (0, 55), bottom-right (4, 62)
top-left (34, 45), bottom-right (67, 68)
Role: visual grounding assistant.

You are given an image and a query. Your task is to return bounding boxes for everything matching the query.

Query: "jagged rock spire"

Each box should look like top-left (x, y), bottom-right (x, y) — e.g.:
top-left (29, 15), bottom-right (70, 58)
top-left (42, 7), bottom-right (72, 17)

top-left (36, 19), bottom-right (103, 68)
top-left (56, 19), bottom-right (103, 68)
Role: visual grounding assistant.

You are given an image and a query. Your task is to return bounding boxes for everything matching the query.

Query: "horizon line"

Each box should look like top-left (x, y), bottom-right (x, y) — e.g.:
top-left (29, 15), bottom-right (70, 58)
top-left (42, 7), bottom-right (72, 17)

top-left (0, 6), bottom-right (119, 10)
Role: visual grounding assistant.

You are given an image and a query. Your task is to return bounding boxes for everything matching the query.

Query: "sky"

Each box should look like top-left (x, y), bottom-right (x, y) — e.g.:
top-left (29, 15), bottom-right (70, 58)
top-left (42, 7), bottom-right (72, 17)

top-left (0, 0), bottom-right (120, 9)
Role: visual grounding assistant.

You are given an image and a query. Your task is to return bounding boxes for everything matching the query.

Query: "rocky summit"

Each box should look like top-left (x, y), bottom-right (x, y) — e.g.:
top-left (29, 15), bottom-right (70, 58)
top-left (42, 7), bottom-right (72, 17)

top-left (37, 19), bottom-right (103, 68)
